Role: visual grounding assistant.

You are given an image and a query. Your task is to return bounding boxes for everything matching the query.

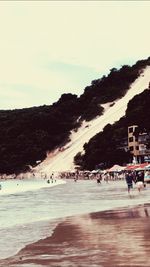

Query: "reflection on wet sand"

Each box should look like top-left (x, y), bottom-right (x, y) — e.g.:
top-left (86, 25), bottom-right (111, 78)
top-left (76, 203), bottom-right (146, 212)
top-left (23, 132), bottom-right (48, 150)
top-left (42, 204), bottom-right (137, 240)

top-left (1, 204), bottom-right (150, 267)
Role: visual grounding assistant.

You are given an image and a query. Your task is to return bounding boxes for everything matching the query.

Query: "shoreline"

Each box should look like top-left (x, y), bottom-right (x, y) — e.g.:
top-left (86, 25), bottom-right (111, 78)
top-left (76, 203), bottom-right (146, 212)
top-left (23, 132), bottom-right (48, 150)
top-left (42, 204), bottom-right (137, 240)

top-left (1, 203), bottom-right (150, 267)
top-left (0, 178), bottom-right (66, 195)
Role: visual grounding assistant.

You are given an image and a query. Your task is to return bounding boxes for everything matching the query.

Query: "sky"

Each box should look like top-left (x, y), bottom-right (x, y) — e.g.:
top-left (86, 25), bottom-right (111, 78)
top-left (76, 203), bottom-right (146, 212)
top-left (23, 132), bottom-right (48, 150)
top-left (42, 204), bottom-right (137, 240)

top-left (0, 1), bottom-right (150, 110)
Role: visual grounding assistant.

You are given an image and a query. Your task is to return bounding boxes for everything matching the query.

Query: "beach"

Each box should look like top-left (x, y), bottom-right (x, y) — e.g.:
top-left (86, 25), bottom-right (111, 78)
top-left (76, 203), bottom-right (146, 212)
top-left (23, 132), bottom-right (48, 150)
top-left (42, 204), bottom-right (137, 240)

top-left (0, 179), bottom-right (150, 267)
top-left (1, 204), bottom-right (150, 267)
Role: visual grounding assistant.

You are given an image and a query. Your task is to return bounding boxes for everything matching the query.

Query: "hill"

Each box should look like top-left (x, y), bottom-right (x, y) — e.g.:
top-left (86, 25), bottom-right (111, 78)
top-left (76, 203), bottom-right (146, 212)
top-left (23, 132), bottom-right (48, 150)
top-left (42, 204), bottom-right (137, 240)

top-left (76, 88), bottom-right (150, 170)
top-left (0, 57), bottom-right (150, 174)
top-left (36, 66), bottom-right (150, 173)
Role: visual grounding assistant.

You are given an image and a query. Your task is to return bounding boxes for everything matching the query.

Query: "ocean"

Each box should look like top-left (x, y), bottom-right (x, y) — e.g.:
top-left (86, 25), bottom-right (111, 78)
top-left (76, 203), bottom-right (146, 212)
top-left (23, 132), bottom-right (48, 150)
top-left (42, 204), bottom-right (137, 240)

top-left (0, 178), bottom-right (149, 260)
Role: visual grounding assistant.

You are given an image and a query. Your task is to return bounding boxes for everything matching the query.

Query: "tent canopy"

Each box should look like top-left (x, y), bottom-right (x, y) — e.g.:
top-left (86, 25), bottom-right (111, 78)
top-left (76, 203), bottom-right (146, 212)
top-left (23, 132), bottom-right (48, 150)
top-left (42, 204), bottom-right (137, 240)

top-left (108, 164), bottom-right (125, 172)
top-left (125, 163), bottom-right (149, 171)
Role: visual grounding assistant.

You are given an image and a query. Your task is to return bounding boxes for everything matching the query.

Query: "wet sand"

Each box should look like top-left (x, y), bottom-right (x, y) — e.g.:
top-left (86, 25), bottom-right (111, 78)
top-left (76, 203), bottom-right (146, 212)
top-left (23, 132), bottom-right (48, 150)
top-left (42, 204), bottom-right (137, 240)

top-left (1, 204), bottom-right (150, 267)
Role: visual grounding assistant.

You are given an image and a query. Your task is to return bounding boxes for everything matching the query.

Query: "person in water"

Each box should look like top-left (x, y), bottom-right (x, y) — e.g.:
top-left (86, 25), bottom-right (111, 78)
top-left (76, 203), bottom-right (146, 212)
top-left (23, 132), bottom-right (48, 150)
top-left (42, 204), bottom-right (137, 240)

top-left (125, 171), bottom-right (134, 194)
top-left (97, 176), bottom-right (101, 184)
top-left (136, 171), bottom-right (145, 192)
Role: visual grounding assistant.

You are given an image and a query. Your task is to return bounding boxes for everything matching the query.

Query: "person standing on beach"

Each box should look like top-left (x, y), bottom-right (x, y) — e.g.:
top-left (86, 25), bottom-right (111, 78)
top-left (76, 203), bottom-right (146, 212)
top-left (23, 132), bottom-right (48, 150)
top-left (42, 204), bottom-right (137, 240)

top-left (97, 177), bottom-right (101, 184)
top-left (125, 171), bottom-right (134, 194)
top-left (104, 172), bottom-right (109, 183)
top-left (136, 171), bottom-right (145, 193)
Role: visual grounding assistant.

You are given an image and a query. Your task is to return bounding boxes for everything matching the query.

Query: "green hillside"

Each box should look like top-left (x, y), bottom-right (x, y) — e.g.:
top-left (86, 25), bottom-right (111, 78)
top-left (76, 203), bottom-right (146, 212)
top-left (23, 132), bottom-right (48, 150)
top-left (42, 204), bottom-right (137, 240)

top-left (0, 57), bottom-right (150, 174)
top-left (75, 89), bottom-right (150, 170)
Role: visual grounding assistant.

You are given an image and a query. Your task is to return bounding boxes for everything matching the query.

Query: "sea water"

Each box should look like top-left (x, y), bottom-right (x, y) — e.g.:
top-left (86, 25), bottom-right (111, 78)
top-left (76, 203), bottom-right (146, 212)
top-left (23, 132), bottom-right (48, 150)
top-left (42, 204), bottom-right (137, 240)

top-left (0, 178), bottom-right (149, 259)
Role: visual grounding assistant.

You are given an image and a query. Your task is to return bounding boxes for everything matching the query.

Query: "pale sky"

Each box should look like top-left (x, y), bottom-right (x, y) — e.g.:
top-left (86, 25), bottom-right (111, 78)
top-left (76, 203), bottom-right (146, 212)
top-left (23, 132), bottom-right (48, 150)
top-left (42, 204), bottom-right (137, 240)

top-left (0, 1), bottom-right (150, 110)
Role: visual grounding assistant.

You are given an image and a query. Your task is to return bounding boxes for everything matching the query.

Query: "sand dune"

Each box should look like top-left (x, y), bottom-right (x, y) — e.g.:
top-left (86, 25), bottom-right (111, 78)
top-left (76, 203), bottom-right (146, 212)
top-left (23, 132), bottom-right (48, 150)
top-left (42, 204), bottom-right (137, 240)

top-left (35, 66), bottom-right (150, 174)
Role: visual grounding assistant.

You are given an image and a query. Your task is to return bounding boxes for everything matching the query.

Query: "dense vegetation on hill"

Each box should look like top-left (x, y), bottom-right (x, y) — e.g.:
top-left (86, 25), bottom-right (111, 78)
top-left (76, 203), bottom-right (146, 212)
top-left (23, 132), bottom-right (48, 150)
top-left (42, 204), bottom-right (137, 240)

top-left (74, 89), bottom-right (150, 170)
top-left (0, 94), bottom-right (80, 174)
top-left (0, 57), bottom-right (150, 174)
top-left (78, 57), bottom-right (150, 120)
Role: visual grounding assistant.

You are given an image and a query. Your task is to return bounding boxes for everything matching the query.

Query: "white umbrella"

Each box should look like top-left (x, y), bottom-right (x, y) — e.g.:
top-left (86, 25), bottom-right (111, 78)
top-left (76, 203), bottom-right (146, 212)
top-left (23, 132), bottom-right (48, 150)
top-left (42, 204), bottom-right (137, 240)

top-left (145, 164), bottom-right (150, 170)
top-left (91, 170), bottom-right (99, 173)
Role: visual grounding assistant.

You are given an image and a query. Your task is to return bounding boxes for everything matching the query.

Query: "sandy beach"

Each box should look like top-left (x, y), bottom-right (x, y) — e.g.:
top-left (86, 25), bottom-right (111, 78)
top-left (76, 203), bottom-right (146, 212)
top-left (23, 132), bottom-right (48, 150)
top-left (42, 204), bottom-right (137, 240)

top-left (1, 203), bottom-right (150, 267)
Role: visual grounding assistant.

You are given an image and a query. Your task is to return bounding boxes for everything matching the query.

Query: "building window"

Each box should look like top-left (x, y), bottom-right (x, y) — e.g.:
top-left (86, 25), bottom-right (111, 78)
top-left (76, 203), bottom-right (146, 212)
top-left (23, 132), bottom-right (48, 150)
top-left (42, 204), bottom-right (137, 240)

top-left (129, 146), bottom-right (134, 151)
top-left (129, 137), bottom-right (133, 142)
top-left (136, 146), bottom-right (139, 150)
top-left (129, 127), bottom-right (133, 133)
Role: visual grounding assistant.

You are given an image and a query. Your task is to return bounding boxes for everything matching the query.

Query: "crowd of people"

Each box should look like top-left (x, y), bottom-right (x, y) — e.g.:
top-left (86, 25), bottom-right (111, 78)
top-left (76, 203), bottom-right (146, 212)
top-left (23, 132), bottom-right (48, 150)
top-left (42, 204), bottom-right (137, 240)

top-left (58, 168), bottom-right (150, 195)
top-left (58, 170), bottom-right (125, 181)
top-left (0, 167), bottom-right (150, 195)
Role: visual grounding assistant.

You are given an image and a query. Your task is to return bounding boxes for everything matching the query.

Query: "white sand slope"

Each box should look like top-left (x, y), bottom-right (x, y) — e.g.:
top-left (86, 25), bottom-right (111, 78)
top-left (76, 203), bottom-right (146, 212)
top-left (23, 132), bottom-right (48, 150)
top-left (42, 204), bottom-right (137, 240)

top-left (35, 66), bottom-right (150, 174)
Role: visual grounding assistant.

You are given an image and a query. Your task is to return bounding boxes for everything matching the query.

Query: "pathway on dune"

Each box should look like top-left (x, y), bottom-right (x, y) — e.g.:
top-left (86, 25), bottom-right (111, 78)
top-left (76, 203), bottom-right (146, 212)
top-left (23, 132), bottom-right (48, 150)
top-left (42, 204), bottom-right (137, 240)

top-left (36, 66), bottom-right (150, 174)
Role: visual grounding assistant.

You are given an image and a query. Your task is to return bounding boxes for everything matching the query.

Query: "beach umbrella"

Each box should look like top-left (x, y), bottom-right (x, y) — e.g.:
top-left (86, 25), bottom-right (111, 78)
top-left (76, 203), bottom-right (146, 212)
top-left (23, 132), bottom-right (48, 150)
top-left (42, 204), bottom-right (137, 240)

top-left (145, 164), bottom-right (150, 170)
top-left (91, 170), bottom-right (99, 173)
